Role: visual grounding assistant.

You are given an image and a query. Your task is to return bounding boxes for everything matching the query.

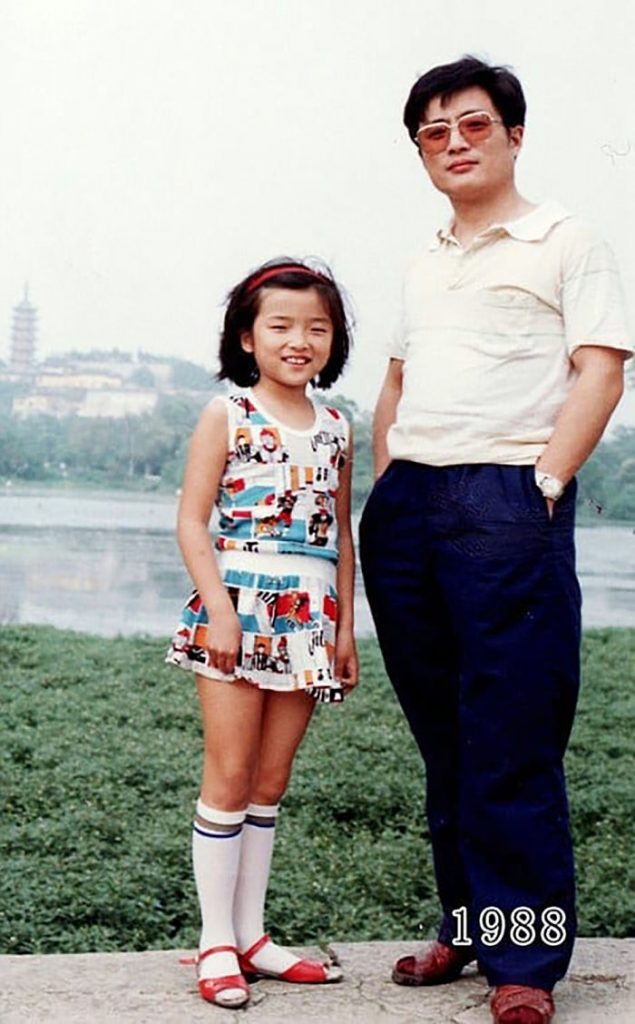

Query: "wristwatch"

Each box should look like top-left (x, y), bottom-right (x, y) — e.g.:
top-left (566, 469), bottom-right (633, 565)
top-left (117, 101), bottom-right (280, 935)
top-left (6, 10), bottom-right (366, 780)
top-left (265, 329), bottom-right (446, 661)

top-left (534, 468), bottom-right (565, 501)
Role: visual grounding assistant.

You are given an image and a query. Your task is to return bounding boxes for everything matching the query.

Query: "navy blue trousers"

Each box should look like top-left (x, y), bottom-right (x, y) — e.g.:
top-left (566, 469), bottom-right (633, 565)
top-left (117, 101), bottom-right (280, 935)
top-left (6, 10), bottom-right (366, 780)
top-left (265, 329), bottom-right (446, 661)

top-left (359, 462), bottom-right (581, 989)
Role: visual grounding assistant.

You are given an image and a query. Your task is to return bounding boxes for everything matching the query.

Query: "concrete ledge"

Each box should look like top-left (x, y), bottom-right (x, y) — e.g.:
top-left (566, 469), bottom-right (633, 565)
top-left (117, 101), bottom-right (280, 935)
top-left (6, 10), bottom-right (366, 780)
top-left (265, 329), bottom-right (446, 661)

top-left (1, 939), bottom-right (634, 1023)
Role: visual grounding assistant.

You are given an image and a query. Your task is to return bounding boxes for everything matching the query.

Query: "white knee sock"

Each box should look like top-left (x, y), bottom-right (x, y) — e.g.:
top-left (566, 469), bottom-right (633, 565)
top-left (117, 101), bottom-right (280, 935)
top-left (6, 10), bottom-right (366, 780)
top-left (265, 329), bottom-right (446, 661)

top-left (192, 799), bottom-right (245, 980)
top-left (234, 802), bottom-right (300, 974)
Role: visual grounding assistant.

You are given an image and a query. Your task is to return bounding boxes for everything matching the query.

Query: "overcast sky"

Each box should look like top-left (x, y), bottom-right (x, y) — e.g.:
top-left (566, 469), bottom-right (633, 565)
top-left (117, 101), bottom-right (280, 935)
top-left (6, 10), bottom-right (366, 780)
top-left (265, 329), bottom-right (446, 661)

top-left (2, 0), bottom-right (634, 424)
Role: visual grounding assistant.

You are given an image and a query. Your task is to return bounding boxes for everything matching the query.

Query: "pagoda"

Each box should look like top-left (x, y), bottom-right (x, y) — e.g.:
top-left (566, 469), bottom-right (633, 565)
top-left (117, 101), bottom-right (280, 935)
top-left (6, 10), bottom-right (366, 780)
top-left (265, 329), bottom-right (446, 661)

top-left (10, 284), bottom-right (38, 371)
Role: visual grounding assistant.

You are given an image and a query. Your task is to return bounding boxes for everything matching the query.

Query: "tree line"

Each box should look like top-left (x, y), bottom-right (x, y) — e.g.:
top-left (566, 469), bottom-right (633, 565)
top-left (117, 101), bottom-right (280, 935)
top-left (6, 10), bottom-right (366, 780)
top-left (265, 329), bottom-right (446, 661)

top-left (0, 390), bottom-right (373, 509)
top-left (0, 387), bottom-right (632, 518)
top-left (576, 426), bottom-right (635, 522)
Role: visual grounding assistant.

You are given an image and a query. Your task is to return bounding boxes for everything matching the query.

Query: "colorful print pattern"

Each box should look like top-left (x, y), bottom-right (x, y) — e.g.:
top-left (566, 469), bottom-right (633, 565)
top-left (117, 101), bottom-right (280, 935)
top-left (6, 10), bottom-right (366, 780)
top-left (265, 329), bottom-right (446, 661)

top-left (166, 564), bottom-right (342, 703)
top-left (215, 391), bottom-right (349, 564)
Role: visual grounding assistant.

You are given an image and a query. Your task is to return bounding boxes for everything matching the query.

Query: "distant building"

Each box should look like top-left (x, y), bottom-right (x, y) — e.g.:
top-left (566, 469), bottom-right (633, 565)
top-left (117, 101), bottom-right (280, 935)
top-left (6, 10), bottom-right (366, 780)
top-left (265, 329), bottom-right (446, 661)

top-left (35, 370), bottom-right (125, 391)
top-left (12, 386), bottom-right (158, 420)
top-left (9, 285), bottom-right (38, 371)
top-left (77, 389), bottom-right (158, 418)
top-left (3, 341), bottom-right (218, 419)
top-left (12, 391), bottom-right (80, 419)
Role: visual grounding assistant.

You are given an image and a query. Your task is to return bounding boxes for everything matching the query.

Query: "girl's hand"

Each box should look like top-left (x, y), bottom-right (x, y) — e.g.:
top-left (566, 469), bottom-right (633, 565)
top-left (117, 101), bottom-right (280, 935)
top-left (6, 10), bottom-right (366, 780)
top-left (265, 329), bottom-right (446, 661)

top-left (206, 605), bottom-right (242, 677)
top-left (334, 630), bottom-right (359, 693)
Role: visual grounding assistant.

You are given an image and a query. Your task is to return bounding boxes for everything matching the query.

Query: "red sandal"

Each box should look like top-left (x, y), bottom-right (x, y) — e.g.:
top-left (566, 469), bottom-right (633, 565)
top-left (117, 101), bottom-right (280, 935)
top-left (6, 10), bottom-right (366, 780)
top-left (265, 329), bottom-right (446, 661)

top-left (491, 984), bottom-right (555, 1024)
top-left (192, 945), bottom-right (250, 1008)
top-left (237, 933), bottom-right (343, 984)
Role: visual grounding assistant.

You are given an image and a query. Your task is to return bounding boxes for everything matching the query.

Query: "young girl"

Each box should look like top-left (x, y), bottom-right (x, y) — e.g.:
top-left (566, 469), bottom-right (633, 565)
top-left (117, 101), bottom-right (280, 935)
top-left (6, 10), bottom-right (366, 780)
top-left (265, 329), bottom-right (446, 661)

top-left (166, 258), bottom-right (358, 1008)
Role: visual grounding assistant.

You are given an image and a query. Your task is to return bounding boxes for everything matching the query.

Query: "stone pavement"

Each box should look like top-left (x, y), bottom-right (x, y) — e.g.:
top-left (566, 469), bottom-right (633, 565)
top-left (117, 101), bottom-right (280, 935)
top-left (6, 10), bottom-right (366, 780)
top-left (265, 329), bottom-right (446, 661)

top-left (1, 939), bottom-right (634, 1024)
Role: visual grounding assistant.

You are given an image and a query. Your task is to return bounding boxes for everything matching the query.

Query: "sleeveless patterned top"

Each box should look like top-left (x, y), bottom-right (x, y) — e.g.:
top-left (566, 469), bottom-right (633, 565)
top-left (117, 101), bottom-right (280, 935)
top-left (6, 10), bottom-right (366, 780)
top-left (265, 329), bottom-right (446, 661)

top-left (213, 389), bottom-right (350, 564)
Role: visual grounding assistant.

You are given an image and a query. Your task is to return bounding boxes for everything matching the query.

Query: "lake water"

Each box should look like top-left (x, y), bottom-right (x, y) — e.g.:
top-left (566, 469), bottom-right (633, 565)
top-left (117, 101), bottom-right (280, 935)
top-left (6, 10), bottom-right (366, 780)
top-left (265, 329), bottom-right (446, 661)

top-left (0, 490), bottom-right (634, 636)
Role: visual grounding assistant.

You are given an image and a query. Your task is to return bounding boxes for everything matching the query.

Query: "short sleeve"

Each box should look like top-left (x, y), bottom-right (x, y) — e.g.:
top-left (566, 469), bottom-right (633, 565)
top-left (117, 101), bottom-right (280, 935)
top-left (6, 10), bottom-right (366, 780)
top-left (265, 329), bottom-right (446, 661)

top-left (561, 232), bottom-right (632, 358)
top-left (385, 281), bottom-right (407, 361)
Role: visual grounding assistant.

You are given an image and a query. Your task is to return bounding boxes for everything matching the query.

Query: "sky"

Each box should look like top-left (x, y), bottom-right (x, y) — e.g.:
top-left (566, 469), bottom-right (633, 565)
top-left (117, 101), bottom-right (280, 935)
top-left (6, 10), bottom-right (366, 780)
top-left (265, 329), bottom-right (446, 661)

top-left (1, 0), bottom-right (634, 424)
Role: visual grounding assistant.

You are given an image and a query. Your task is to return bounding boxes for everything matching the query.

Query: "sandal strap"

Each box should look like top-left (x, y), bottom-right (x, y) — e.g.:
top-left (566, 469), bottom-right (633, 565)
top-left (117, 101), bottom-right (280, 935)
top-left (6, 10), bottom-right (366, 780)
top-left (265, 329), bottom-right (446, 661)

top-left (240, 933), bottom-right (271, 961)
top-left (200, 973), bottom-right (248, 990)
top-left (280, 958), bottom-right (329, 983)
top-left (198, 944), bottom-right (238, 964)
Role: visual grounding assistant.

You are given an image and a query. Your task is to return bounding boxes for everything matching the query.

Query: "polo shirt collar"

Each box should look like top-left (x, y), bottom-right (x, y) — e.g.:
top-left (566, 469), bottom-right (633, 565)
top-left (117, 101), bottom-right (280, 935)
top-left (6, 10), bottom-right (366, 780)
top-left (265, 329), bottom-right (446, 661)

top-left (430, 200), bottom-right (572, 250)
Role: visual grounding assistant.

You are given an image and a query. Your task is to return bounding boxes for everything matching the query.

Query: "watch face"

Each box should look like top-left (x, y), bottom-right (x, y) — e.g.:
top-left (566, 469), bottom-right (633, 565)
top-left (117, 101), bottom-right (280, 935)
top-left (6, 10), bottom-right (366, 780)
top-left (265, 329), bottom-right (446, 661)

top-left (537, 474), bottom-right (564, 500)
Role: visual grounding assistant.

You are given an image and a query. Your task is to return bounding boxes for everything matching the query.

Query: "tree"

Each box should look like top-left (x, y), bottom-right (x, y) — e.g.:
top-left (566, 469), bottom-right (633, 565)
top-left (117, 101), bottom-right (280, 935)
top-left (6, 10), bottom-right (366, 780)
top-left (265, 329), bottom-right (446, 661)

top-left (577, 427), bottom-right (635, 520)
top-left (128, 365), bottom-right (156, 388)
top-left (171, 359), bottom-right (215, 391)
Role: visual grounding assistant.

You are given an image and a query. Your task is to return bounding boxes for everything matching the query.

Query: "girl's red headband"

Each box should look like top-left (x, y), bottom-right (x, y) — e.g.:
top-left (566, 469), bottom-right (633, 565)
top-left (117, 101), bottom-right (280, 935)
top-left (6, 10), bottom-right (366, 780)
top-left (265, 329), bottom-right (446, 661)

top-left (245, 265), bottom-right (327, 295)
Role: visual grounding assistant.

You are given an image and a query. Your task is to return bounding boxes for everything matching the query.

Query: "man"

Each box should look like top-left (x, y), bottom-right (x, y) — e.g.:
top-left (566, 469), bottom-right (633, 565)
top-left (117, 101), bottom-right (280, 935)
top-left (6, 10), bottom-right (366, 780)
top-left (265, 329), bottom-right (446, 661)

top-left (359, 56), bottom-right (631, 1024)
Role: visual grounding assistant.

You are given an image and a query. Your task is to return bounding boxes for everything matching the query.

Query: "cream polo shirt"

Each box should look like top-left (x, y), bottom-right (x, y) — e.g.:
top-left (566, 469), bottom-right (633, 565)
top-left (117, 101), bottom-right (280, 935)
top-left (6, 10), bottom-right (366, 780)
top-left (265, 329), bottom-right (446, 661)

top-left (386, 200), bottom-right (632, 466)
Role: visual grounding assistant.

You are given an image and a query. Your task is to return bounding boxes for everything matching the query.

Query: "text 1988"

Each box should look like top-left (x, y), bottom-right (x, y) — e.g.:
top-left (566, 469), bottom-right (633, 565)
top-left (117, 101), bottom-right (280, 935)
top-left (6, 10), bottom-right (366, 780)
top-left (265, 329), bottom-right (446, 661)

top-left (451, 907), bottom-right (567, 947)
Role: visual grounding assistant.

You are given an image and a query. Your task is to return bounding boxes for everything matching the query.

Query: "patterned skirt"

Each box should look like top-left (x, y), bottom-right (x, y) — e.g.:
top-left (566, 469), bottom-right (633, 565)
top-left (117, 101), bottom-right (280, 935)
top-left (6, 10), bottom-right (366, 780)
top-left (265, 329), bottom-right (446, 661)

top-left (165, 550), bottom-right (343, 703)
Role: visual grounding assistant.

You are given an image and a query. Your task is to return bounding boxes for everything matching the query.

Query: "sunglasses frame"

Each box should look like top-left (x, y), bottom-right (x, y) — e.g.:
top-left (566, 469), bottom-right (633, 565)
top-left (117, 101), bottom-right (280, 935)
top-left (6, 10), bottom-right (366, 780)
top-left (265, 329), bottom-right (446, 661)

top-left (415, 110), bottom-right (503, 154)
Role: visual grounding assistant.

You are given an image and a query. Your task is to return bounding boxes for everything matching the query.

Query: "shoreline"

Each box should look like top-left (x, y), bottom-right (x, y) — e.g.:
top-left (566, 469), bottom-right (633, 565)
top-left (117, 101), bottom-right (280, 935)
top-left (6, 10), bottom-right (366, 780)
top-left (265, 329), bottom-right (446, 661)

top-left (2, 480), bottom-right (633, 526)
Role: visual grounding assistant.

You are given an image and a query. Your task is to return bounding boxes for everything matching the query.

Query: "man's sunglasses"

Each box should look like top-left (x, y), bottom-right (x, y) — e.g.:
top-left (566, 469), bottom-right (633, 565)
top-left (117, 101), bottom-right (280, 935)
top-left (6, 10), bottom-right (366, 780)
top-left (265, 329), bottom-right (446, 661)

top-left (415, 111), bottom-right (503, 155)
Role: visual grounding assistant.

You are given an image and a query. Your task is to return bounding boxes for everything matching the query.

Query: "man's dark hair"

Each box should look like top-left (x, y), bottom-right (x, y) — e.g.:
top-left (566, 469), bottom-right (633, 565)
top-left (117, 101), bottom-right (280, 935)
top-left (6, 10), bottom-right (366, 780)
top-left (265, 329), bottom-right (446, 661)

top-left (403, 55), bottom-right (526, 145)
top-left (218, 258), bottom-right (352, 390)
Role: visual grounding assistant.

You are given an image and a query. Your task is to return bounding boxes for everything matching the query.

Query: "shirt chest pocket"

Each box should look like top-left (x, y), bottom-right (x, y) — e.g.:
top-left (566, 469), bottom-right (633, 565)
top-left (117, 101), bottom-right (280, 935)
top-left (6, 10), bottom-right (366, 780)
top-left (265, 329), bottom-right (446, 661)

top-left (477, 287), bottom-right (560, 331)
top-left (464, 287), bottom-right (563, 365)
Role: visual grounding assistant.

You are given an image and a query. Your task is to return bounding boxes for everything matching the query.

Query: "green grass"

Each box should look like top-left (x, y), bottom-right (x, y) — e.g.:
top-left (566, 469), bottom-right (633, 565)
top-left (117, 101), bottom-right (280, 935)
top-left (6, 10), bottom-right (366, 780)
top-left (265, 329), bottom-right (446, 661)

top-left (0, 627), bottom-right (633, 953)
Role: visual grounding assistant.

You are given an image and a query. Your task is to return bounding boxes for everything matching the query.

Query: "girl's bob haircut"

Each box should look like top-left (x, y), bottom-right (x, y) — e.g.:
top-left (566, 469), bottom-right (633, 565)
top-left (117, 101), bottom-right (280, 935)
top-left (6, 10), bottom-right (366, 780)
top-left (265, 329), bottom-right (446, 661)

top-left (218, 257), bottom-right (352, 390)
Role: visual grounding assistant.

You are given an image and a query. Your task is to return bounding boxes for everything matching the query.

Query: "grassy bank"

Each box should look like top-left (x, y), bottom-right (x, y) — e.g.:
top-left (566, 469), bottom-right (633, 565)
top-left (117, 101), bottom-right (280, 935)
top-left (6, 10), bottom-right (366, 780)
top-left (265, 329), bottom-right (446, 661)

top-left (1, 626), bottom-right (633, 954)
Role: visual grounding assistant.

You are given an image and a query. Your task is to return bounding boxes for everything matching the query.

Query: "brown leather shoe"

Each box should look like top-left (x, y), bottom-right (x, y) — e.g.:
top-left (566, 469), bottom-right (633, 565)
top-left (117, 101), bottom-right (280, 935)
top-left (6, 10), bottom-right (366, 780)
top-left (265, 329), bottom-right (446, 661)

top-left (392, 940), bottom-right (475, 986)
top-left (491, 984), bottom-right (555, 1024)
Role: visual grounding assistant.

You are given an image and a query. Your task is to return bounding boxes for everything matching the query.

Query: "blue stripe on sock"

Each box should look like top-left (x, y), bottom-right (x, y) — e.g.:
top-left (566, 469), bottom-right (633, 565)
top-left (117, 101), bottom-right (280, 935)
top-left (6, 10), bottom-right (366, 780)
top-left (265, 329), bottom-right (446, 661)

top-left (192, 824), bottom-right (242, 839)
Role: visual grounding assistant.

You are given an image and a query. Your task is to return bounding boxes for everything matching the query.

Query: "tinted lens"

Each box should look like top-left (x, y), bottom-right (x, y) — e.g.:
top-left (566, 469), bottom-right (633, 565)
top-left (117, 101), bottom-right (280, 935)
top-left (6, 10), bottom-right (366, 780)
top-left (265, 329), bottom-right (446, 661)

top-left (458, 113), bottom-right (494, 143)
top-left (417, 124), bottom-right (450, 153)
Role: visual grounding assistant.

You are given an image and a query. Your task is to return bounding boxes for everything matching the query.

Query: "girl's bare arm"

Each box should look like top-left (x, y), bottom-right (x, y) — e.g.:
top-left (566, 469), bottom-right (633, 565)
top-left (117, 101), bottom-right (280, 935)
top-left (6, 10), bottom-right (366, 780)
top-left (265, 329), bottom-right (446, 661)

top-left (176, 399), bottom-right (241, 675)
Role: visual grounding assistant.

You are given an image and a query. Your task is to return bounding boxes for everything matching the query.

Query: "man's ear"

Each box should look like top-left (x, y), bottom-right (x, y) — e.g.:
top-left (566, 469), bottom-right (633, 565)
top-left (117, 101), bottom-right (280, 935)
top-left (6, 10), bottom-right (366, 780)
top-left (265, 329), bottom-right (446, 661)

top-left (509, 124), bottom-right (524, 156)
top-left (240, 331), bottom-right (254, 353)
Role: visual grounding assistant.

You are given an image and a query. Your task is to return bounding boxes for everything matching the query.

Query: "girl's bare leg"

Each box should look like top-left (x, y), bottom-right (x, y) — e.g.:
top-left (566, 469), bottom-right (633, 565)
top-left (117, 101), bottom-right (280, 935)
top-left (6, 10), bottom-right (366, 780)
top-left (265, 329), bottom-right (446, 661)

top-left (196, 674), bottom-right (266, 808)
top-left (251, 688), bottom-right (315, 804)
top-left (234, 690), bottom-right (316, 974)
top-left (192, 675), bottom-right (265, 985)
